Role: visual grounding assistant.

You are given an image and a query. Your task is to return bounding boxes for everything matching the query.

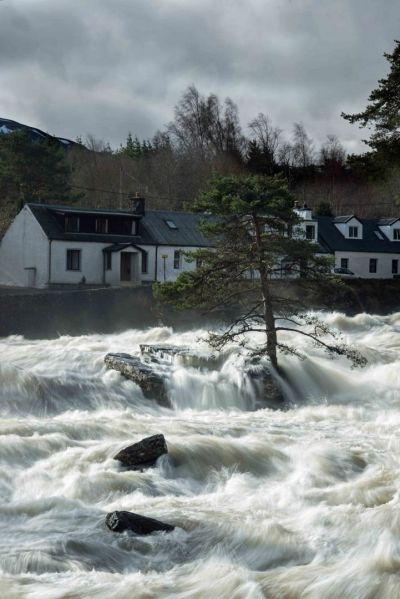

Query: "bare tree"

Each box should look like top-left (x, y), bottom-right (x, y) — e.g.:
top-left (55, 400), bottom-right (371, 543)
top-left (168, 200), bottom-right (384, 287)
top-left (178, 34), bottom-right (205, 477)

top-left (292, 123), bottom-right (315, 168)
top-left (248, 113), bottom-right (282, 163)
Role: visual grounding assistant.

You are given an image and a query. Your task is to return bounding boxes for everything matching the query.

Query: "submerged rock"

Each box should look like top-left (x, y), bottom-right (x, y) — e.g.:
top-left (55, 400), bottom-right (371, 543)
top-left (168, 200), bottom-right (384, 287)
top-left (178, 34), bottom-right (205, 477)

top-left (104, 353), bottom-right (170, 407)
top-left (105, 510), bottom-right (174, 535)
top-left (114, 434), bottom-right (168, 470)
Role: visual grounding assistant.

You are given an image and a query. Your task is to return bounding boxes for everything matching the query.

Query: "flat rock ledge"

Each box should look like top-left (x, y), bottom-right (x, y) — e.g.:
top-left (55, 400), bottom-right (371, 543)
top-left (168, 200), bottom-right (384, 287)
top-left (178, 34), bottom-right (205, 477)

top-left (114, 434), bottom-right (168, 470)
top-left (106, 510), bottom-right (174, 535)
top-left (140, 344), bottom-right (222, 369)
top-left (104, 353), bottom-right (170, 408)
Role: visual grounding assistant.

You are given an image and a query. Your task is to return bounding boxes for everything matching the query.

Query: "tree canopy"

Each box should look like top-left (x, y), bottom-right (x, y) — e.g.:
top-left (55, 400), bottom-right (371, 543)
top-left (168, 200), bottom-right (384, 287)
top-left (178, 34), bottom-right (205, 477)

top-left (0, 130), bottom-right (74, 206)
top-left (155, 174), bottom-right (366, 370)
top-left (342, 40), bottom-right (400, 158)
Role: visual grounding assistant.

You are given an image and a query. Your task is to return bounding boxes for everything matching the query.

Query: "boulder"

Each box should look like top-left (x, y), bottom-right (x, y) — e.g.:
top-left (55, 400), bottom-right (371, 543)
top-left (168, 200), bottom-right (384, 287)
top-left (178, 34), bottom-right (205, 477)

top-left (104, 353), bottom-right (170, 407)
top-left (114, 434), bottom-right (168, 470)
top-left (245, 361), bottom-right (285, 407)
top-left (105, 510), bottom-right (174, 535)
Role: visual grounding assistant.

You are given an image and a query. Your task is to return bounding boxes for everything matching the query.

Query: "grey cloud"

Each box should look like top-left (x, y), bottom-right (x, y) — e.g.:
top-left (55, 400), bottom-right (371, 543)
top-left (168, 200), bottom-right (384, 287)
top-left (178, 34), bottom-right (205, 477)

top-left (0, 0), bottom-right (398, 150)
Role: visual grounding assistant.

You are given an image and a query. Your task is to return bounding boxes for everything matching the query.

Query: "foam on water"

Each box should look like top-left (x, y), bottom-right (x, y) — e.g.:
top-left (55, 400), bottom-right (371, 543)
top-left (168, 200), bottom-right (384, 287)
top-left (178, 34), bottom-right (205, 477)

top-left (0, 312), bottom-right (400, 598)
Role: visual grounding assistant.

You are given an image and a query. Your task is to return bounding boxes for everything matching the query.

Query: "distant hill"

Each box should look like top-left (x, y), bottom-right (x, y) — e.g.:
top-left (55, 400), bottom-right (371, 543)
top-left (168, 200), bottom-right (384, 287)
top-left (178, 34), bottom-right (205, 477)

top-left (0, 117), bottom-right (78, 148)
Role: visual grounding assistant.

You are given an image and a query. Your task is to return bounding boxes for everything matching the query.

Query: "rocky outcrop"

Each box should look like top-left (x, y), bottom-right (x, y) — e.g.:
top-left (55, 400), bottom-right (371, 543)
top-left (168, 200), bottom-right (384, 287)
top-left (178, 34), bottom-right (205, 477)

top-left (245, 361), bottom-right (284, 408)
top-left (105, 510), bottom-right (174, 535)
top-left (114, 434), bottom-right (168, 470)
top-left (140, 344), bottom-right (222, 369)
top-left (104, 353), bottom-right (170, 407)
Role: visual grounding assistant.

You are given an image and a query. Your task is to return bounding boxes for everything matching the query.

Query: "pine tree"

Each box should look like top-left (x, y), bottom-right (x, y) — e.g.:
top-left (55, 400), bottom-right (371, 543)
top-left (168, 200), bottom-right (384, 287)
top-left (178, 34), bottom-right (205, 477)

top-left (342, 40), bottom-right (400, 158)
top-left (155, 174), bottom-right (366, 370)
top-left (0, 130), bottom-right (74, 206)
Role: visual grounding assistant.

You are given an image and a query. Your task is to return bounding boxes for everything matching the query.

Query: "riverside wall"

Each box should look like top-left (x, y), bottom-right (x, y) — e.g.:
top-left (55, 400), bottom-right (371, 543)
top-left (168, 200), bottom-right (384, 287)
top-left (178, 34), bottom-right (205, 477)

top-left (0, 280), bottom-right (400, 339)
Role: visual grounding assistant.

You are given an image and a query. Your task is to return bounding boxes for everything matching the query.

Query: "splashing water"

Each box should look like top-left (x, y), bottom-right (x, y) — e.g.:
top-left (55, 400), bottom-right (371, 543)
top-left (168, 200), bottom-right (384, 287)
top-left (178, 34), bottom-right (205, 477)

top-left (0, 312), bottom-right (400, 598)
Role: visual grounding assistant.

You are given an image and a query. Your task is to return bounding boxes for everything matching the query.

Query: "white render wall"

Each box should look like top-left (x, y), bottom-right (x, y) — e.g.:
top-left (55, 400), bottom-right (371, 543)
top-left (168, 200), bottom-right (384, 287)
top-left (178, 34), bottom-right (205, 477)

top-left (0, 205), bottom-right (49, 287)
top-left (50, 241), bottom-right (107, 285)
top-left (335, 251), bottom-right (400, 279)
top-left (149, 246), bottom-right (200, 283)
top-left (49, 242), bottom-right (199, 286)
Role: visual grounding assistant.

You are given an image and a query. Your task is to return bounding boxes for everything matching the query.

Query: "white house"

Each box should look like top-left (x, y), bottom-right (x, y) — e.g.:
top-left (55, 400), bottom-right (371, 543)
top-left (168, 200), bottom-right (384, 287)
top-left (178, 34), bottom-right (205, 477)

top-left (0, 200), bottom-right (211, 288)
top-left (1, 200), bottom-right (400, 288)
top-left (293, 205), bottom-right (400, 278)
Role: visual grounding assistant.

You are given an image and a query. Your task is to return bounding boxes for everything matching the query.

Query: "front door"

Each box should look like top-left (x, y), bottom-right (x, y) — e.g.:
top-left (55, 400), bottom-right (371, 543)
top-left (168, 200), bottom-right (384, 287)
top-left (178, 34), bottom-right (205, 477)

top-left (120, 252), bottom-right (131, 281)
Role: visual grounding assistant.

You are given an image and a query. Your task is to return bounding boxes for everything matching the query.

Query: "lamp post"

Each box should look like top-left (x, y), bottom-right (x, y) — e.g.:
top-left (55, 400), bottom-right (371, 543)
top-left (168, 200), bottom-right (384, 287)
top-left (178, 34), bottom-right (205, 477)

top-left (161, 254), bottom-right (168, 282)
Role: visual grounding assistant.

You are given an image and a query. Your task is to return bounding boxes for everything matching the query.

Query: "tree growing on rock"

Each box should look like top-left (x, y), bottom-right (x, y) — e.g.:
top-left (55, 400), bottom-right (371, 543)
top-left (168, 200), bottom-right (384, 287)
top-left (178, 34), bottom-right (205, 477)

top-left (155, 174), bottom-right (366, 370)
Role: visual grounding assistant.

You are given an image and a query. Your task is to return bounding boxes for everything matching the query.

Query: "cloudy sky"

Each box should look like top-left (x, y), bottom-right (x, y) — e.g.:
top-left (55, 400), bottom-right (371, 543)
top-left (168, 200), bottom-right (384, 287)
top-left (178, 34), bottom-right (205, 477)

top-left (0, 0), bottom-right (398, 152)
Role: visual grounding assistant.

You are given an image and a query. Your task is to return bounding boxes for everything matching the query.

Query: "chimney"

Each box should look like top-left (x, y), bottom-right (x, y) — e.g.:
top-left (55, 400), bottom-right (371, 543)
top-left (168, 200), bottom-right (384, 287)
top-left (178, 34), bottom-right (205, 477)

top-left (129, 193), bottom-right (145, 216)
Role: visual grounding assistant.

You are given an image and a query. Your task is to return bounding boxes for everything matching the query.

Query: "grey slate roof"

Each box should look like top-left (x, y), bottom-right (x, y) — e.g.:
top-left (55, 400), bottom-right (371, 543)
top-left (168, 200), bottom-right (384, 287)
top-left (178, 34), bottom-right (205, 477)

top-left (333, 215), bottom-right (360, 224)
top-left (26, 203), bottom-right (400, 254)
top-left (317, 216), bottom-right (400, 254)
top-left (27, 204), bottom-right (211, 247)
top-left (140, 210), bottom-right (212, 246)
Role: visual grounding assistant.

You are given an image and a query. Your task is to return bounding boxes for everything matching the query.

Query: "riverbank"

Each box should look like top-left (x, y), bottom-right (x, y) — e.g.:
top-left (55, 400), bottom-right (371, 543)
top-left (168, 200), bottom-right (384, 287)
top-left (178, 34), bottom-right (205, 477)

top-left (1, 279), bottom-right (400, 338)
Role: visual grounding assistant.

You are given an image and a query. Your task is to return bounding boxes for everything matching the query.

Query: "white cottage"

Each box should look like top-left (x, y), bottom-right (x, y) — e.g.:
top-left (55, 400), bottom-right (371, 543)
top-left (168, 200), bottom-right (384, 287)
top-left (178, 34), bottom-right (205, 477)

top-left (0, 200), bottom-right (211, 288)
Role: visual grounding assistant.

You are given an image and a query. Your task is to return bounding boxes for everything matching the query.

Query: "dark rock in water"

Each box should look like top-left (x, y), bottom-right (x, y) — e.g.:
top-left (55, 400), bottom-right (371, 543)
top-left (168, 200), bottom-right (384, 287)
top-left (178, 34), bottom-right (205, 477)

top-left (245, 362), bottom-right (284, 408)
top-left (104, 353), bottom-right (170, 407)
top-left (105, 510), bottom-right (174, 535)
top-left (114, 434), bottom-right (168, 470)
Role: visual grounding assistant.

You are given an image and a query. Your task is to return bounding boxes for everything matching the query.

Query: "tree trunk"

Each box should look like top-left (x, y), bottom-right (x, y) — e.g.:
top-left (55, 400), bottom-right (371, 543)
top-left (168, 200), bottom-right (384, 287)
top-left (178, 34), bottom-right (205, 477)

top-left (252, 215), bottom-right (278, 369)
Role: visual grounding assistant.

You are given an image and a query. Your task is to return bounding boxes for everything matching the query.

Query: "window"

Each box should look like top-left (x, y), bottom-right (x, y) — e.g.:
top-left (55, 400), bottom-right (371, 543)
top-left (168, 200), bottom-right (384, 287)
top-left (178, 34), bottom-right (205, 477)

top-left (341, 258), bottom-right (348, 269)
top-left (392, 259), bottom-right (398, 274)
top-left (305, 225), bottom-right (315, 240)
top-left (173, 250), bottom-right (181, 269)
top-left (66, 249), bottom-right (81, 271)
top-left (394, 229), bottom-right (400, 240)
top-left (141, 251), bottom-right (148, 274)
top-left (105, 252), bottom-right (112, 271)
top-left (65, 215), bottom-right (80, 232)
top-left (165, 220), bottom-right (178, 230)
top-left (369, 258), bottom-right (377, 273)
top-left (349, 226), bottom-right (358, 238)
top-left (95, 218), bottom-right (108, 233)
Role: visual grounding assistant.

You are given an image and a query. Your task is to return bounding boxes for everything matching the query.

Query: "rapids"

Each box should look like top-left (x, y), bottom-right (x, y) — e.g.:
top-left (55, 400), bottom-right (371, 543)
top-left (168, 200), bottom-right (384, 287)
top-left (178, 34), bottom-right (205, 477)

top-left (0, 311), bottom-right (399, 598)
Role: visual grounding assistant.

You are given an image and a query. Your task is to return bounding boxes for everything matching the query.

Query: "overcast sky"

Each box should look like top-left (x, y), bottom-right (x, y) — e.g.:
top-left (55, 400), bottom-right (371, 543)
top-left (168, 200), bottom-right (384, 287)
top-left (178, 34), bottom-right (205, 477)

top-left (0, 0), bottom-right (399, 153)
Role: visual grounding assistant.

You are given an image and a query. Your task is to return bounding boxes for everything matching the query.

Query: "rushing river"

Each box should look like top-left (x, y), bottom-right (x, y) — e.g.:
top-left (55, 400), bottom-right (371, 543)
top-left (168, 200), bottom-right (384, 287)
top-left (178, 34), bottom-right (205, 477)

top-left (0, 312), bottom-right (400, 598)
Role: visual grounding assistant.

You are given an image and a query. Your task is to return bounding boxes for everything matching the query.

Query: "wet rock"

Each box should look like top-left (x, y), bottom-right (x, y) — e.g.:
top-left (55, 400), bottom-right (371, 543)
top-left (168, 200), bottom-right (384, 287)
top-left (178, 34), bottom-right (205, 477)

top-left (114, 434), bottom-right (168, 470)
top-left (245, 361), bottom-right (284, 407)
top-left (105, 511), bottom-right (174, 535)
top-left (140, 344), bottom-right (222, 369)
top-left (104, 353), bottom-right (170, 407)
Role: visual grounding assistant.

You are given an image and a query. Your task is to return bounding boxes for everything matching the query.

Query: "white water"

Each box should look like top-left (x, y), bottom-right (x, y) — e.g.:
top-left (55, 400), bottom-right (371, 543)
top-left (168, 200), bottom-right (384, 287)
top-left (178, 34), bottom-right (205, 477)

top-left (0, 312), bottom-right (400, 598)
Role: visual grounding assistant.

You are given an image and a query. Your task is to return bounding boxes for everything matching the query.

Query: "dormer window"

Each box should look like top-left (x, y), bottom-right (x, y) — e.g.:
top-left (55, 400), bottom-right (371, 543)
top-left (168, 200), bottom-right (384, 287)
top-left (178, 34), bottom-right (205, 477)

top-left (394, 229), bottom-right (400, 240)
top-left (95, 218), bottom-right (108, 234)
top-left (349, 226), bottom-right (358, 238)
top-left (65, 215), bottom-right (80, 233)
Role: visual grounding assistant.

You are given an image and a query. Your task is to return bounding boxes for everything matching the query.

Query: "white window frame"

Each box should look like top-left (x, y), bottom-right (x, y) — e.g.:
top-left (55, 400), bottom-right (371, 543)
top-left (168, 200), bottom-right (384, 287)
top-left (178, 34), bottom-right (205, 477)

top-left (349, 226), bottom-right (358, 238)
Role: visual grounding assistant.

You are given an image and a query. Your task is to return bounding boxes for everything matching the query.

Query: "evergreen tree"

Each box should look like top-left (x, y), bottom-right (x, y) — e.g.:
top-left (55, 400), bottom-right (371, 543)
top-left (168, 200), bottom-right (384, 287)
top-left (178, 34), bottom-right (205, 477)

top-left (0, 130), bottom-right (74, 206)
top-left (155, 174), bottom-right (366, 370)
top-left (342, 40), bottom-right (400, 158)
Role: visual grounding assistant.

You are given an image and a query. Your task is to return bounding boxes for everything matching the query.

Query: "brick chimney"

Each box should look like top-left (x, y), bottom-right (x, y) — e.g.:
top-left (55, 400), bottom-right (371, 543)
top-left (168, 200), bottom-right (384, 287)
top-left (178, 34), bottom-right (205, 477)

top-left (129, 194), bottom-right (145, 216)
